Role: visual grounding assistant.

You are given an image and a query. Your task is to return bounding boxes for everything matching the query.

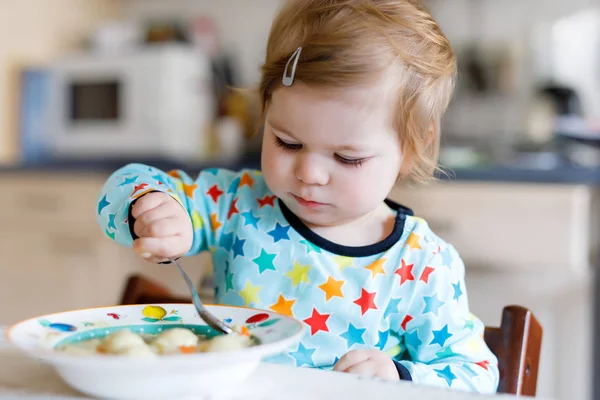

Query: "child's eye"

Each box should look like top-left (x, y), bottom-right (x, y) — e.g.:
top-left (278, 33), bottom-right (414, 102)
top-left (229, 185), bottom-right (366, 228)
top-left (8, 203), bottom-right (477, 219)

top-left (335, 154), bottom-right (366, 168)
top-left (274, 136), bottom-right (302, 151)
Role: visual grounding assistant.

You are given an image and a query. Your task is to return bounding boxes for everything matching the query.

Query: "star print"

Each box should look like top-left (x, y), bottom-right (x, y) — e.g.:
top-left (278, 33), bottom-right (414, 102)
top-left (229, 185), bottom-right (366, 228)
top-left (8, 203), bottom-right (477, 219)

top-left (423, 294), bottom-right (445, 316)
top-left (107, 214), bottom-right (116, 230)
top-left (268, 223), bottom-right (290, 242)
top-left (253, 249), bottom-right (277, 273)
top-left (430, 325), bottom-right (452, 347)
top-left (228, 177), bottom-right (240, 194)
top-left (401, 315), bottom-right (413, 331)
top-left (365, 258), bottom-right (386, 278)
top-left (206, 185), bottom-right (224, 203)
top-left (239, 172), bottom-right (254, 188)
top-left (210, 213), bottom-right (222, 232)
top-left (258, 195), bottom-right (276, 208)
top-left (452, 281), bottom-right (463, 301)
top-left (353, 288), bottom-right (378, 315)
top-left (205, 168), bottom-right (219, 175)
top-left (118, 176), bottom-right (138, 187)
top-left (167, 170), bottom-right (180, 179)
top-left (318, 276), bottom-right (344, 301)
top-left (105, 229), bottom-right (115, 240)
top-left (339, 323), bottom-right (366, 347)
top-left (290, 343), bottom-right (316, 367)
top-left (303, 309), bottom-right (330, 335)
top-left (462, 364), bottom-right (479, 377)
top-left (239, 280), bottom-right (262, 305)
top-left (404, 330), bottom-right (421, 350)
top-left (300, 240), bottom-right (322, 253)
top-left (286, 262), bottom-right (311, 286)
top-left (434, 366), bottom-right (457, 386)
top-left (97, 195), bottom-right (111, 215)
top-left (467, 337), bottom-right (484, 352)
top-left (405, 233), bottom-right (422, 250)
top-left (224, 262), bottom-right (234, 291)
top-left (384, 297), bottom-right (402, 319)
top-left (440, 247), bottom-right (454, 268)
top-left (232, 236), bottom-right (245, 258)
top-left (219, 231), bottom-right (234, 251)
top-left (394, 259), bottom-right (414, 285)
top-left (419, 266), bottom-right (435, 283)
top-left (152, 174), bottom-right (165, 185)
top-left (191, 210), bottom-right (203, 230)
top-left (227, 198), bottom-right (239, 219)
top-left (333, 256), bottom-right (353, 271)
top-left (376, 330), bottom-right (389, 350)
top-left (132, 183), bottom-right (148, 195)
top-left (241, 211), bottom-right (260, 229)
top-left (436, 347), bottom-right (459, 358)
top-left (464, 319), bottom-right (475, 331)
top-left (269, 295), bottom-right (295, 317)
top-left (476, 360), bottom-right (490, 371)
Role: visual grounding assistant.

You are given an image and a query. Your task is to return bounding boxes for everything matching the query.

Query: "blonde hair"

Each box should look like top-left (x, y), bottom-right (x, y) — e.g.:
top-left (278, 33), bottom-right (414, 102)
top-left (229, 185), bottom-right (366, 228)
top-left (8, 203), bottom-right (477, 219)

top-left (259, 0), bottom-right (456, 183)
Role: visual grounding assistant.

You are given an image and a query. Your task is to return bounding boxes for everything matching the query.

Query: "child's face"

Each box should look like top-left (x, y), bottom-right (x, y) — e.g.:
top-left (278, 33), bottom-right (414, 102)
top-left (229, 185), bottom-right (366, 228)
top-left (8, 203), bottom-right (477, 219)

top-left (261, 82), bottom-right (404, 227)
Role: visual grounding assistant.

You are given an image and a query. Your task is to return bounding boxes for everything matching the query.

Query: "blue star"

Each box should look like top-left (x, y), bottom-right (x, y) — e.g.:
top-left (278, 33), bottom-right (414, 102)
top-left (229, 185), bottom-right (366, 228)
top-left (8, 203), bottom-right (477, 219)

top-left (384, 297), bottom-right (402, 319)
top-left (440, 247), bottom-right (454, 268)
top-left (333, 356), bottom-right (340, 365)
top-left (241, 211), bottom-right (260, 229)
top-left (290, 343), bottom-right (316, 367)
top-left (339, 323), bottom-right (366, 348)
top-left (404, 330), bottom-right (422, 350)
top-left (224, 261), bottom-right (234, 291)
top-left (462, 363), bottom-right (479, 377)
top-left (232, 236), bottom-right (246, 258)
top-left (430, 325), bottom-right (452, 347)
top-left (220, 231), bottom-right (234, 251)
top-left (97, 195), bottom-right (111, 215)
top-left (452, 281), bottom-right (463, 301)
top-left (228, 177), bottom-right (240, 194)
top-left (108, 214), bottom-right (117, 230)
top-left (205, 168), bottom-right (219, 176)
top-left (268, 223), bottom-right (290, 243)
top-left (118, 176), bottom-right (138, 187)
top-left (423, 294), bottom-right (445, 316)
top-left (152, 174), bottom-right (166, 184)
top-left (376, 330), bottom-right (389, 350)
top-left (434, 365), bottom-right (457, 386)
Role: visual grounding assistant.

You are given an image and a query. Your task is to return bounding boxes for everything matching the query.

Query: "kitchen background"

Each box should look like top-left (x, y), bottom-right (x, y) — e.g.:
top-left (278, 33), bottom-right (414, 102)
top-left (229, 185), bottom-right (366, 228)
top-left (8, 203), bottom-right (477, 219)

top-left (0, 1), bottom-right (599, 400)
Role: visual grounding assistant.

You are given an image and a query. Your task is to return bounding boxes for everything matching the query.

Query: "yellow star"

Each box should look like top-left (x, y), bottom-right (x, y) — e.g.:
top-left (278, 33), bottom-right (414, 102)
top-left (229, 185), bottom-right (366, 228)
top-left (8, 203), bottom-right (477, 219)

top-left (405, 233), bottom-right (422, 251)
top-left (365, 258), bottom-right (386, 278)
top-left (191, 210), bottom-right (203, 231)
top-left (175, 180), bottom-right (184, 192)
top-left (210, 213), bottom-right (222, 232)
top-left (318, 276), bottom-right (345, 301)
top-left (239, 280), bottom-right (262, 306)
top-left (333, 256), bottom-right (353, 271)
top-left (286, 262), bottom-right (311, 287)
top-left (467, 336), bottom-right (484, 353)
top-left (269, 295), bottom-right (295, 317)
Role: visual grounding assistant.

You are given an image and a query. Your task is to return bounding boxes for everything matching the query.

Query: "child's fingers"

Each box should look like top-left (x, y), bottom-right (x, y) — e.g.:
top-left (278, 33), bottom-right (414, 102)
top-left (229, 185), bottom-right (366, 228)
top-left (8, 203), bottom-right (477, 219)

top-left (132, 236), bottom-right (188, 259)
top-left (342, 360), bottom-right (376, 377)
top-left (333, 350), bottom-right (369, 372)
top-left (131, 192), bottom-right (170, 219)
top-left (138, 217), bottom-right (184, 238)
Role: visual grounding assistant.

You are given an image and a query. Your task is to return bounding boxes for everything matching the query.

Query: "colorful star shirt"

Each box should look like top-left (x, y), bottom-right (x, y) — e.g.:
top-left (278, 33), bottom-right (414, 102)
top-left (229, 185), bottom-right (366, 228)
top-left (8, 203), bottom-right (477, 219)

top-left (97, 164), bottom-right (499, 394)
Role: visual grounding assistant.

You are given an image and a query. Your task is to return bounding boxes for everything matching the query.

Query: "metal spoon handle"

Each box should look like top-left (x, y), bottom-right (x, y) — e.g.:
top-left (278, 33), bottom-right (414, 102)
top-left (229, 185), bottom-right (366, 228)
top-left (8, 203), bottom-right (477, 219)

top-left (169, 258), bottom-right (233, 334)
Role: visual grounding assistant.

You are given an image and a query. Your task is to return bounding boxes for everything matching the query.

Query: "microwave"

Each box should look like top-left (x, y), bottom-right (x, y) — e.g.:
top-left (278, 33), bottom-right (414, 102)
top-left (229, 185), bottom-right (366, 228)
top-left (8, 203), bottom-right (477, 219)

top-left (46, 45), bottom-right (214, 161)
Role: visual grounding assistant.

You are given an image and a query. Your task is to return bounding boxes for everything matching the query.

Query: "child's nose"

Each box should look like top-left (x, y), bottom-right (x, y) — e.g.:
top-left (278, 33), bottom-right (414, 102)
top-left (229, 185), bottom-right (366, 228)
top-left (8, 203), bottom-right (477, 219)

top-left (295, 155), bottom-right (329, 186)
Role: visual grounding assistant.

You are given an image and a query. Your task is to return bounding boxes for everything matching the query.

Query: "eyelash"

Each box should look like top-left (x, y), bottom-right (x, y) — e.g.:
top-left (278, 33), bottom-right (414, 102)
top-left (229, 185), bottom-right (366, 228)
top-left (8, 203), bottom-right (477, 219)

top-left (274, 136), bottom-right (366, 168)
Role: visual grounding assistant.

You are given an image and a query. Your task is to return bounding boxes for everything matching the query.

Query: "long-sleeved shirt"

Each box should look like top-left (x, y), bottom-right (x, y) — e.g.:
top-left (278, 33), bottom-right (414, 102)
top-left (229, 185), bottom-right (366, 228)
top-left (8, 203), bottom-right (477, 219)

top-left (96, 163), bottom-right (499, 393)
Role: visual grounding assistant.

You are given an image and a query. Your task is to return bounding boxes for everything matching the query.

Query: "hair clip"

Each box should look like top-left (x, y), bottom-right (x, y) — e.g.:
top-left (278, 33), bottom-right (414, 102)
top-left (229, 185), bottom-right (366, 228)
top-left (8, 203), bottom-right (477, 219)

top-left (282, 47), bottom-right (302, 87)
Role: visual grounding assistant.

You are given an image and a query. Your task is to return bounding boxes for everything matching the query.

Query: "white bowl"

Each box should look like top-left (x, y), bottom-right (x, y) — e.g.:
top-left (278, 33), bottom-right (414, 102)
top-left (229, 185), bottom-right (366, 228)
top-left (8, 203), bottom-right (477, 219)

top-left (6, 304), bottom-right (304, 399)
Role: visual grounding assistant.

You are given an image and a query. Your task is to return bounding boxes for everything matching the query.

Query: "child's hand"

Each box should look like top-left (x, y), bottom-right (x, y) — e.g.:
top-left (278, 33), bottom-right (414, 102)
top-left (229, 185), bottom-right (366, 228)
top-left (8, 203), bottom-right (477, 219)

top-left (130, 192), bottom-right (193, 263)
top-left (334, 350), bottom-right (399, 380)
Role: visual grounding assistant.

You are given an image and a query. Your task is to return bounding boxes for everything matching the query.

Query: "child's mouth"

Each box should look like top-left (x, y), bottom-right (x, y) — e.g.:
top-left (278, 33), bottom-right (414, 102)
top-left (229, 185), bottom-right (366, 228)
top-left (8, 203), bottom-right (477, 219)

top-left (292, 194), bottom-right (327, 209)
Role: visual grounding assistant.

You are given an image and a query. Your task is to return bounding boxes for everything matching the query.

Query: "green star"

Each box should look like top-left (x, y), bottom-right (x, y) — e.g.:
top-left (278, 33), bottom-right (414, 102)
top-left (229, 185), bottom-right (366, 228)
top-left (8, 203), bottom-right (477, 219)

top-left (225, 272), bottom-right (234, 291)
top-left (300, 240), bottom-right (321, 253)
top-left (253, 249), bottom-right (277, 274)
top-left (436, 347), bottom-right (459, 358)
top-left (464, 319), bottom-right (475, 330)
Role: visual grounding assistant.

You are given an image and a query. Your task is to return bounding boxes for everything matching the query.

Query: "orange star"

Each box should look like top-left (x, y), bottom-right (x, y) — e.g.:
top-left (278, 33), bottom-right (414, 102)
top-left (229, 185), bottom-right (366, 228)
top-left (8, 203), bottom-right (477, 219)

top-left (405, 233), bottom-right (422, 251)
top-left (318, 277), bottom-right (344, 301)
top-left (167, 170), bottom-right (181, 179)
top-left (366, 258), bottom-right (386, 278)
top-left (270, 295), bottom-right (295, 317)
top-left (239, 172), bottom-right (254, 188)
top-left (210, 213), bottom-right (222, 232)
top-left (183, 183), bottom-right (198, 199)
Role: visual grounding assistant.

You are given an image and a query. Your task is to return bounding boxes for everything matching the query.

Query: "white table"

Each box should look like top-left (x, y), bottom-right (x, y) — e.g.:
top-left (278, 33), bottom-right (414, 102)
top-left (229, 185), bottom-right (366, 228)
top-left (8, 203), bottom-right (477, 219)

top-left (0, 328), bottom-right (549, 400)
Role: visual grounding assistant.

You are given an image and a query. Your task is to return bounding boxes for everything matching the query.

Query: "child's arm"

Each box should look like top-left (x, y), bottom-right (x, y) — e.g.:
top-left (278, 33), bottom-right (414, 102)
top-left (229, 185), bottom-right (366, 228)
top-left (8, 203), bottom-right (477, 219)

top-left (96, 163), bottom-right (242, 255)
top-left (393, 243), bottom-right (500, 394)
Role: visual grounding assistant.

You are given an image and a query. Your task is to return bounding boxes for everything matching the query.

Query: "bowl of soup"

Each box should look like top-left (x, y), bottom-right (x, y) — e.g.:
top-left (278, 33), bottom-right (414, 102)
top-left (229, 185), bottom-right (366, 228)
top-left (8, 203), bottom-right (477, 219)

top-left (5, 304), bottom-right (304, 399)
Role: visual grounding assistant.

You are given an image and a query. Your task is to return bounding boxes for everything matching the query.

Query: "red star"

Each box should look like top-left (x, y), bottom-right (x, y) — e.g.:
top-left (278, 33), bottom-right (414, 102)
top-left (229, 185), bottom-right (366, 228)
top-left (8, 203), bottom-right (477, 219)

top-left (433, 245), bottom-right (441, 254)
top-left (401, 315), bottom-right (413, 331)
top-left (476, 360), bottom-right (490, 371)
top-left (394, 259), bottom-right (415, 285)
top-left (132, 183), bottom-right (148, 195)
top-left (227, 198), bottom-right (239, 219)
top-left (419, 266), bottom-right (435, 283)
top-left (303, 309), bottom-right (330, 335)
top-left (258, 195), bottom-right (276, 208)
top-left (206, 185), bottom-right (224, 203)
top-left (353, 288), bottom-right (378, 315)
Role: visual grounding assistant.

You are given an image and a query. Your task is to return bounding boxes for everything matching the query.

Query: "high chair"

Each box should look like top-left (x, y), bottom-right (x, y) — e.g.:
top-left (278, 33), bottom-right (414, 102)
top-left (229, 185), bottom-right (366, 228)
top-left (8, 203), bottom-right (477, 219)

top-left (120, 274), bottom-right (542, 396)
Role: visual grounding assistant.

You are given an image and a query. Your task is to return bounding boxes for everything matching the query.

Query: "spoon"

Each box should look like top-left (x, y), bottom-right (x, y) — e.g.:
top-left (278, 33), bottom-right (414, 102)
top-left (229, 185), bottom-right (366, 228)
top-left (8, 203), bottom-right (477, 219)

top-left (169, 257), bottom-right (234, 335)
